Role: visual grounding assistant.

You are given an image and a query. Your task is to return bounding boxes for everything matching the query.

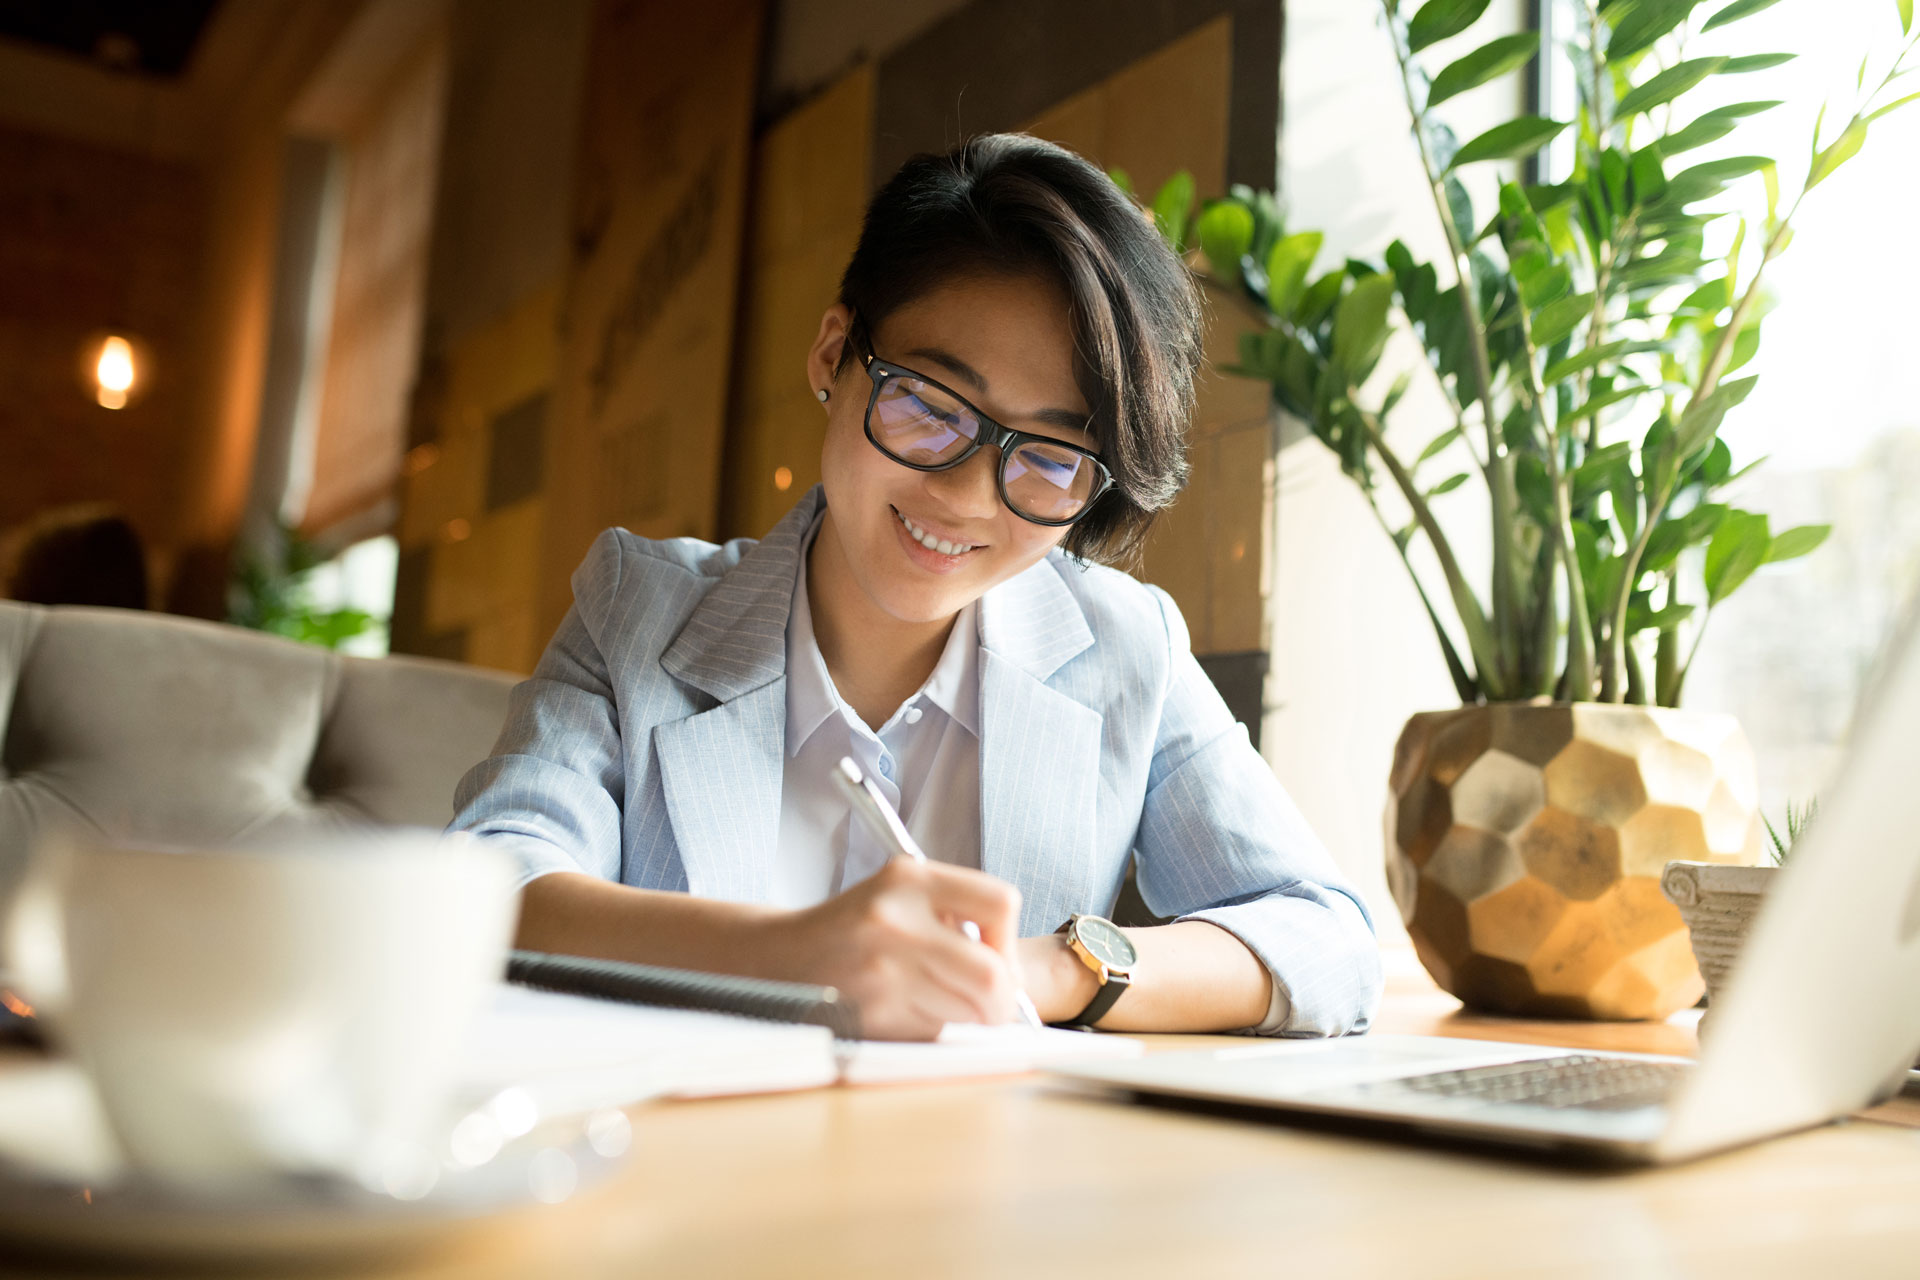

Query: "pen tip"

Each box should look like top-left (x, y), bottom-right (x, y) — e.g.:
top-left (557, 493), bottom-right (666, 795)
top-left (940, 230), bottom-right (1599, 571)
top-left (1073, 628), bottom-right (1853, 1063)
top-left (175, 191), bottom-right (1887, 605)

top-left (836, 756), bottom-right (862, 785)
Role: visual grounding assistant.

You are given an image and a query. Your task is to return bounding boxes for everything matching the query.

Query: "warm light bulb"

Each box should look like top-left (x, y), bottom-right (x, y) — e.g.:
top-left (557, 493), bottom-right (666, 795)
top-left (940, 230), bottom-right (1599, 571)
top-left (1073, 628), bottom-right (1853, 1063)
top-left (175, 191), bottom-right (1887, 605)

top-left (95, 335), bottom-right (136, 409)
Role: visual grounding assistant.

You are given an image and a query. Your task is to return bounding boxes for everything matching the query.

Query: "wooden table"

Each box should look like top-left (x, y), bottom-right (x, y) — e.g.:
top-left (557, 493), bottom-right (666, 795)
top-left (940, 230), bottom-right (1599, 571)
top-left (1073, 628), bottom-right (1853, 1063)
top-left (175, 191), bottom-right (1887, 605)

top-left (13, 951), bottom-right (1920, 1277)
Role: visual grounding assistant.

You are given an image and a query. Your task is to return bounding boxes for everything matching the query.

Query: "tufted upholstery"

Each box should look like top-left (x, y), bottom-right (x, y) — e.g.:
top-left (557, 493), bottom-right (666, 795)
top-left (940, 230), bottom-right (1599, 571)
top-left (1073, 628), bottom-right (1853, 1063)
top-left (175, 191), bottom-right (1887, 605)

top-left (0, 602), bottom-right (519, 900)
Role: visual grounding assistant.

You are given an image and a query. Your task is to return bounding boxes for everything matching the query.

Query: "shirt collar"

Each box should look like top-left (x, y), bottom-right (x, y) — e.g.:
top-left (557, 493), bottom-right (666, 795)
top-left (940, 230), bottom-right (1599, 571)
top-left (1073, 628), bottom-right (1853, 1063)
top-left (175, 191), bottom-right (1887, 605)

top-left (785, 509), bottom-right (981, 756)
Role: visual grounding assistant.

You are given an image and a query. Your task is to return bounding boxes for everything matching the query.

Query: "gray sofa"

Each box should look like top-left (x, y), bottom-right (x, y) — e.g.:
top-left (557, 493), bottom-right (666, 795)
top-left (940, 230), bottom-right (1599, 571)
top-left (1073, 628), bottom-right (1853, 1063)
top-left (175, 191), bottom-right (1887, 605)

top-left (0, 602), bottom-right (518, 898)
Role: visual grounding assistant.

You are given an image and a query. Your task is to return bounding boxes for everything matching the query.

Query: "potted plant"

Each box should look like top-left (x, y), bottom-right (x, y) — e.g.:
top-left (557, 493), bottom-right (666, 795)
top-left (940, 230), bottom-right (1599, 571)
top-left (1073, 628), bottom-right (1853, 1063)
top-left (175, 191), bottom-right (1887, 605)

top-left (1661, 798), bottom-right (1812, 1008)
top-left (1145, 0), bottom-right (1917, 1018)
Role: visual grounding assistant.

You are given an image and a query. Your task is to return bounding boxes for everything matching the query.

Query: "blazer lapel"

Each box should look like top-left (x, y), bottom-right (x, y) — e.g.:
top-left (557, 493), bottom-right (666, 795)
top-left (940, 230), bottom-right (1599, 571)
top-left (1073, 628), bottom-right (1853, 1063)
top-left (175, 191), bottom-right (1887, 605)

top-left (652, 489), bottom-right (823, 903)
top-left (977, 557), bottom-right (1103, 937)
top-left (653, 682), bottom-right (786, 902)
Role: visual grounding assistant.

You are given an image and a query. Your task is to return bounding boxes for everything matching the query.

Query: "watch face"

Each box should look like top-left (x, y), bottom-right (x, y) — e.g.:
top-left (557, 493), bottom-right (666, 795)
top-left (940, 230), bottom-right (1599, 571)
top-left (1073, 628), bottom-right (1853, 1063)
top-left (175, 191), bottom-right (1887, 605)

top-left (1075, 916), bottom-right (1137, 970)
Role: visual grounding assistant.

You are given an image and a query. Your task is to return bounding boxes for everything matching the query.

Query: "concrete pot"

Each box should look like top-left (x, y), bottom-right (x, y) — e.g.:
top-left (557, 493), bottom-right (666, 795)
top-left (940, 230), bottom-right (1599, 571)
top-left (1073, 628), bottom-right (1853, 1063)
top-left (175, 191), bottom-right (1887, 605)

top-left (1658, 860), bottom-right (1778, 1005)
top-left (1386, 702), bottom-right (1765, 1020)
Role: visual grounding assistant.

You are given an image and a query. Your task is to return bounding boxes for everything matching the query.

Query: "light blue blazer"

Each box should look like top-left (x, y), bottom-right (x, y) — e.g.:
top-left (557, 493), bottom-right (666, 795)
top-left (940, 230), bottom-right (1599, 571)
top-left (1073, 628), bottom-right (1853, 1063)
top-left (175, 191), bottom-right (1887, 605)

top-left (452, 487), bottom-right (1380, 1035)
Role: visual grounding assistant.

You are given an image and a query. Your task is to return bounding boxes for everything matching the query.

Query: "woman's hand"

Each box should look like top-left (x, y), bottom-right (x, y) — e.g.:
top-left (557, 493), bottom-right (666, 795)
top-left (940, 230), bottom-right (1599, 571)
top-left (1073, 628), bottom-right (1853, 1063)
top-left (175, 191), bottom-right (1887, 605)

top-left (767, 858), bottom-right (1025, 1041)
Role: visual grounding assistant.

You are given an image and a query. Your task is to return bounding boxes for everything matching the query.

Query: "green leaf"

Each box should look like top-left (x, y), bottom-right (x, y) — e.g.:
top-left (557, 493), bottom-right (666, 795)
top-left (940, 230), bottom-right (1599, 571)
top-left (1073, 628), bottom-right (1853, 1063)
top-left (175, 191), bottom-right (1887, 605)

top-left (1677, 373), bottom-right (1759, 455)
top-left (1444, 176), bottom-right (1474, 240)
top-left (1765, 523), bottom-right (1831, 563)
top-left (1701, 0), bottom-right (1785, 30)
top-left (1617, 57), bottom-right (1729, 118)
top-left (1331, 273), bottom-right (1398, 382)
top-left (1427, 472), bottom-right (1471, 496)
top-left (1515, 453), bottom-right (1555, 525)
top-left (1705, 510), bottom-right (1771, 604)
top-left (1542, 337), bottom-right (1673, 384)
top-left (1298, 269), bottom-right (1345, 326)
top-left (1628, 601), bottom-right (1696, 632)
top-left (1429, 33), bottom-right (1541, 106)
top-left (1719, 53), bottom-right (1796, 73)
top-left (1901, 0), bottom-right (1915, 36)
top-left (1531, 290), bottom-right (1594, 347)
top-left (1866, 90), bottom-right (1920, 125)
top-left (1151, 171), bottom-right (1195, 253)
top-left (1195, 200), bottom-right (1255, 281)
top-left (1566, 381), bottom-right (1652, 425)
top-left (1643, 502), bottom-right (1729, 572)
top-left (1449, 116), bottom-right (1570, 168)
top-left (1573, 441), bottom-right (1634, 505)
top-left (1417, 425), bottom-right (1466, 464)
top-left (1662, 154), bottom-right (1773, 206)
top-left (1408, 0), bottom-right (1493, 51)
top-left (1266, 231), bottom-right (1324, 314)
top-left (1608, 0), bottom-right (1700, 58)
top-left (1661, 100), bottom-right (1784, 155)
top-left (1515, 256), bottom-right (1571, 309)
top-left (1807, 119), bottom-right (1869, 189)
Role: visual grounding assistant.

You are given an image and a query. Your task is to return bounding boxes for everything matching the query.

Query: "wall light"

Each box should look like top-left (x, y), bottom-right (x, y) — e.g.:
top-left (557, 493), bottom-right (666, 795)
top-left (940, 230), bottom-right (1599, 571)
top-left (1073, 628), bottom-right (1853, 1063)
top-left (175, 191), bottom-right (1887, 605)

top-left (90, 334), bottom-right (141, 409)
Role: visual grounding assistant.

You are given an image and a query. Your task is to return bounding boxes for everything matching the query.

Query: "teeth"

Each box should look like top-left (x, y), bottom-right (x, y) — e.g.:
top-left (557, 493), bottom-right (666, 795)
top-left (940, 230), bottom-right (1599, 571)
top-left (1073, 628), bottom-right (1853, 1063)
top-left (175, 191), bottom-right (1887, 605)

top-left (896, 508), bottom-right (975, 555)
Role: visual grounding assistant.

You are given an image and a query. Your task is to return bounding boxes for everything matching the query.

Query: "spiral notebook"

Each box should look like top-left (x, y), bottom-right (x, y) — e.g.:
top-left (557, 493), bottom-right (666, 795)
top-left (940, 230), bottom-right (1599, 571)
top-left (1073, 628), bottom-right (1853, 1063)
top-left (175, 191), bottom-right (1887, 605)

top-left (462, 951), bottom-right (1141, 1114)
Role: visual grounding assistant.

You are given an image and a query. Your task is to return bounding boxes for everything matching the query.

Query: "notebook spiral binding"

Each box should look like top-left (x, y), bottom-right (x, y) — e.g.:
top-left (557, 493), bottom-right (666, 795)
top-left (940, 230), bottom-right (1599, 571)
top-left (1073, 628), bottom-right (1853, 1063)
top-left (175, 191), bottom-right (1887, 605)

top-left (506, 950), bottom-right (863, 1041)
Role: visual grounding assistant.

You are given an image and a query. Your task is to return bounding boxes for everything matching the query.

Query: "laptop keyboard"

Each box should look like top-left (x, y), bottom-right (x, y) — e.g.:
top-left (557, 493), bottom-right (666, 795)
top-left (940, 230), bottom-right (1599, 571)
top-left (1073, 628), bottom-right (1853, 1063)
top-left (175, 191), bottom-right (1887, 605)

top-left (1353, 1054), bottom-right (1691, 1112)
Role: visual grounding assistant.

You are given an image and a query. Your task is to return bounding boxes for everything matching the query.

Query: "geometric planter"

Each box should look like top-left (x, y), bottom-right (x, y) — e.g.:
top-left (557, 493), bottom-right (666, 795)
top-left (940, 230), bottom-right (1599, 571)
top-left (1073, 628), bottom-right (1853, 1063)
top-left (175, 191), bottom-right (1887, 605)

top-left (1386, 702), bottom-right (1765, 1021)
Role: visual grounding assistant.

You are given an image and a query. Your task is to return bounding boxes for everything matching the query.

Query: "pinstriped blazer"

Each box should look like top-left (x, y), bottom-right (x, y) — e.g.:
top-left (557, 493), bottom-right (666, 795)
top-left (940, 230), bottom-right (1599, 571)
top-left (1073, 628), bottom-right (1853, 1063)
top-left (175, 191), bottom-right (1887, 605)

top-left (451, 487), bottom-right (1381, 1035)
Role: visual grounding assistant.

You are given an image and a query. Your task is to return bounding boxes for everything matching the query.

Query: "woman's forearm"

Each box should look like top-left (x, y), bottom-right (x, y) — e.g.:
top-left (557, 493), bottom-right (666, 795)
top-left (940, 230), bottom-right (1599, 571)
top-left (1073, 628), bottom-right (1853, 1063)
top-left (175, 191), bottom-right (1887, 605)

top-left (1020, 920), bottom-right (1275, 1032)
top-left (515, 872), bottom-right (792, 978)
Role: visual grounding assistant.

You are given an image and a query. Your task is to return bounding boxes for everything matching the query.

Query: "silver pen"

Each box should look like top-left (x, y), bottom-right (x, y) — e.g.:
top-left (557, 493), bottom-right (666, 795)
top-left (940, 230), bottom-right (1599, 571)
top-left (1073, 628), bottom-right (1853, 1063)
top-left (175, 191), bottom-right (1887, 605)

top-left (831, 756), bottom-right (1044, 1028)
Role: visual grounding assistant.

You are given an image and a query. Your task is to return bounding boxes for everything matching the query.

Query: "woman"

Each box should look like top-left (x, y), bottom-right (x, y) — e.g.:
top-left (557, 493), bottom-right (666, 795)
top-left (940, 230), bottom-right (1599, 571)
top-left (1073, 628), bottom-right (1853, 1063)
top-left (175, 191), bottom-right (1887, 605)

top-left (452, 134), bottom-right (1380, 1041)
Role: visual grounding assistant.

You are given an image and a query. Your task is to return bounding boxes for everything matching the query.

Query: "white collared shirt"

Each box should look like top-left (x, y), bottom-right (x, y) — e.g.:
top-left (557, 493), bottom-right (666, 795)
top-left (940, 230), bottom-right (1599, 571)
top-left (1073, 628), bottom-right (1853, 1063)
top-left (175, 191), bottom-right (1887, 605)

top-left (772, 514), bottom-right (983, 907)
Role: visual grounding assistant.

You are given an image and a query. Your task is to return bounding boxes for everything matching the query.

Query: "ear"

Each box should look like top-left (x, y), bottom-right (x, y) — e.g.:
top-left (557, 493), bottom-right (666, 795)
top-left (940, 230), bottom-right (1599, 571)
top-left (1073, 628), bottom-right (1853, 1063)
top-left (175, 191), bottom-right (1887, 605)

top-left (806, 304), bottom-right (856, 407)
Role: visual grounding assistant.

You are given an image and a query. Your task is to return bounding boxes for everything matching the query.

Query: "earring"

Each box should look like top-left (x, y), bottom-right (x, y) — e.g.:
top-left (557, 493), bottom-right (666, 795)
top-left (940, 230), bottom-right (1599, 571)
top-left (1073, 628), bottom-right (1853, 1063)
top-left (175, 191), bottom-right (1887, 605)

top-left (816, 388), bottom-right (830, 403)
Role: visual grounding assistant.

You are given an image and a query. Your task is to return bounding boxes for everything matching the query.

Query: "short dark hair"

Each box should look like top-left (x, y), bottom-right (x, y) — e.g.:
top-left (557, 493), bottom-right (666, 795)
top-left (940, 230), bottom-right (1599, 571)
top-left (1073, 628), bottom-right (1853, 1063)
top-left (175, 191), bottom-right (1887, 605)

top-left (837, 134), bottom-right (1201, 566)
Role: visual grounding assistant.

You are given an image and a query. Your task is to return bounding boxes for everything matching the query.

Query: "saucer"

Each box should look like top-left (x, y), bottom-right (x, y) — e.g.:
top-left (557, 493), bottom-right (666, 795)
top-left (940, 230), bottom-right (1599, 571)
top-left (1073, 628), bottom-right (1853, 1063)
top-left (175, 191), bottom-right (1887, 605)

top-left (0, 1134), bottom-right (622, 1266)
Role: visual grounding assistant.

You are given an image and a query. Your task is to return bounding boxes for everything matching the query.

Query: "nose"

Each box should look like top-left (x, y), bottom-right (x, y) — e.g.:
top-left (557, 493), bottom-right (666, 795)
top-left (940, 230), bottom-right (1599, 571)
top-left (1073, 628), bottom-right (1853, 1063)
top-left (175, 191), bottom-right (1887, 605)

top-left (923, 444), bottom-right (1003, 520)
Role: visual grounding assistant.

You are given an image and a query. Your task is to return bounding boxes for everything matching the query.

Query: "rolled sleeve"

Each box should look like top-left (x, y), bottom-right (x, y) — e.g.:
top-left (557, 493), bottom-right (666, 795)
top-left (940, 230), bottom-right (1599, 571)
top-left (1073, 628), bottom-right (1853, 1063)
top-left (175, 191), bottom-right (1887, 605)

top-left (449, 531), bottom-right (629, 888)
top-left (1133, 587), bottom-right (1382, 1037)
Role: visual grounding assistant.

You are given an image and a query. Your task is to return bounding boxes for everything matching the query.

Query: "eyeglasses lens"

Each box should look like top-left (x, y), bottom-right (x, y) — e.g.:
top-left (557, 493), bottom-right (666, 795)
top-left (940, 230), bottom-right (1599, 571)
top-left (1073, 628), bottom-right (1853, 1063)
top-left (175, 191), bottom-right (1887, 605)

top-left (1003, 441), bottom-right (1098, 523)
top-left (871, 375), bottom-right (979, 466)
top-left (870, 373), bottom-right (1098, 523)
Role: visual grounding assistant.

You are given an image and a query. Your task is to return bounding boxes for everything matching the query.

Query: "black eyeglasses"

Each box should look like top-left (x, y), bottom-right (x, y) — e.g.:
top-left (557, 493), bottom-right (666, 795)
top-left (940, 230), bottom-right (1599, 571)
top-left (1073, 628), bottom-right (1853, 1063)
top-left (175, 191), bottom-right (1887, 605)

top-left (851, 333), bottom-right (1113, 527)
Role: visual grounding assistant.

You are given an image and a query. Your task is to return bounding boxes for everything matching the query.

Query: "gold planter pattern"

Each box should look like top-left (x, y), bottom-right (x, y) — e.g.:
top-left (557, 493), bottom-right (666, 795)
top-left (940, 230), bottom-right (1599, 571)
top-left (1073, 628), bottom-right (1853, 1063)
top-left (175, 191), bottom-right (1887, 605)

top-left (1386, 703), bottom-right (1763, 1020)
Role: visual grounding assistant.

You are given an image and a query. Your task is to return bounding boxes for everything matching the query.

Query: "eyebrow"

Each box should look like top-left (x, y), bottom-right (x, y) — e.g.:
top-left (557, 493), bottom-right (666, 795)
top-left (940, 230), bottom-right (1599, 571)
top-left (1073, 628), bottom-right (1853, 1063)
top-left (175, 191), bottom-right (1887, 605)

top-left (903, 346), bottom-right (1093, 435)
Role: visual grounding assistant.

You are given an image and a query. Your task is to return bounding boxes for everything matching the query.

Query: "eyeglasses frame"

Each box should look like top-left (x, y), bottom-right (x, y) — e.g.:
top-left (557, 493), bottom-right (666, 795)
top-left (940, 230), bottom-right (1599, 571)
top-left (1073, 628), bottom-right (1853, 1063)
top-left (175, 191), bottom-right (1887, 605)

top-left (851, 339), bottom-right (1114, 528)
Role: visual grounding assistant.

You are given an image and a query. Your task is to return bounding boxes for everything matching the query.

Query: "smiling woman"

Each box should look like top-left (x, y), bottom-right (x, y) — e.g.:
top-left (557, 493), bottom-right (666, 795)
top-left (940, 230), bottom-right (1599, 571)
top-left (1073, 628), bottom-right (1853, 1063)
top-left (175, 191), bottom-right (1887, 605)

top-left (450, 134), bottom-right (1383, 1042)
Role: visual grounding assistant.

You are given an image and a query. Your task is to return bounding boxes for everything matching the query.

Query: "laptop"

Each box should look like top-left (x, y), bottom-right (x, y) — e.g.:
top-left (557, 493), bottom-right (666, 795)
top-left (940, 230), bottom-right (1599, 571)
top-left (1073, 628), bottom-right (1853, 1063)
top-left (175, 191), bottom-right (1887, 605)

top-left (1052, 602), bottom-right (1920, 1165)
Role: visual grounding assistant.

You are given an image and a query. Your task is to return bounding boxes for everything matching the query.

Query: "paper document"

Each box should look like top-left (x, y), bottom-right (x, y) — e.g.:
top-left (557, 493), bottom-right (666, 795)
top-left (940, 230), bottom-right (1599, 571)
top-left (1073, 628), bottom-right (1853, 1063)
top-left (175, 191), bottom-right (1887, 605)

top-left (839, 1022), bottom-right (1145, 1085)
top-left (463, 986), bottom-right (1148, 1113)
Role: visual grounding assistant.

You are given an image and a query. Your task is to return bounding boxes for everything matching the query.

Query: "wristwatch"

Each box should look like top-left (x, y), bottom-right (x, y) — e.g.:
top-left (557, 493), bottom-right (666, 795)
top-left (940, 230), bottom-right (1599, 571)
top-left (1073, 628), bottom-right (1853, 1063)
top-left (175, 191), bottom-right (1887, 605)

top-left (1055, 913), bottom-right (1138, 1029)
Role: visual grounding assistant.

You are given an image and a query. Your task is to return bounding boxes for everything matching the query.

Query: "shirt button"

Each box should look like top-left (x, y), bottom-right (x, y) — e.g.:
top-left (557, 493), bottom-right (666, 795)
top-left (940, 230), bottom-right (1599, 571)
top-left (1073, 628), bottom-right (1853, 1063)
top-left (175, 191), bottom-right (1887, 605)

top-left (904, 705), bottom-right (923, 725)
top-left (877, 757), bottom-right (893, 780)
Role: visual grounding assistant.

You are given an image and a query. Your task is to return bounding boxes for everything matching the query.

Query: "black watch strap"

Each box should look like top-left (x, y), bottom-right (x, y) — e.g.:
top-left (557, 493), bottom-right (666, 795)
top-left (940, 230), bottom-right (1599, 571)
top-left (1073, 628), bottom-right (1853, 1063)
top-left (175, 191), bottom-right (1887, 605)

top-left (1065, 970), bottom-right (1130, 1029)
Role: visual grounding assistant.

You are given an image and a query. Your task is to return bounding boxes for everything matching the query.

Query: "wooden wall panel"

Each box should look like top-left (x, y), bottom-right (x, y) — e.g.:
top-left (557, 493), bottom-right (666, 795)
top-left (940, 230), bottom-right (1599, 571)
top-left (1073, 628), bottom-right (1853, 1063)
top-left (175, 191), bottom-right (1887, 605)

top-left (537, 0), bottom-right (766, 642)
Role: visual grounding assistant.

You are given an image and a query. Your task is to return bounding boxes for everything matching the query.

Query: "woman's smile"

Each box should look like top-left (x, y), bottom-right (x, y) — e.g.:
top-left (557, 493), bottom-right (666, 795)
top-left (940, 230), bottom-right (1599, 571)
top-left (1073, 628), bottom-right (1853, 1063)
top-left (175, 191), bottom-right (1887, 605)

top-left (892, 505), bottom-right (985, 571)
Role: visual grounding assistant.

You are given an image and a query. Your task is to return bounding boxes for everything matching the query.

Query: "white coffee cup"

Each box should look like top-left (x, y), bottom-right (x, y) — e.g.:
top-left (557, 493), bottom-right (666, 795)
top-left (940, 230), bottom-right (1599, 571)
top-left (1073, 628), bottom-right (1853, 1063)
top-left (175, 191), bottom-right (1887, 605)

top-left (2, 829), bottom-right (518, 1191)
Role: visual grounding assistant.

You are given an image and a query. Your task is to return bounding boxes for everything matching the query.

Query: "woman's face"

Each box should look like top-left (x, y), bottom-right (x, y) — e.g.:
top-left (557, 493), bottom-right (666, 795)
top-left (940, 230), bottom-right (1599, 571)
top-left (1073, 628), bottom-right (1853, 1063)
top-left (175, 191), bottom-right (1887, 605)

top-left (806, 273), bottom-right (1094, 627)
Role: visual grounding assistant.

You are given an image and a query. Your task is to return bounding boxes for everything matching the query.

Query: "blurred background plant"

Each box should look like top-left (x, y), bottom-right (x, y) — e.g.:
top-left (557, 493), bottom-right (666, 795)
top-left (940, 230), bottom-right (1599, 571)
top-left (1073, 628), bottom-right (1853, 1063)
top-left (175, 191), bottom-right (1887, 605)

top-left (1141, 0), bottom-right (1917, 707)
top-left (228, 522), bottom-right (383, 651)
top-left (1762, 796), bottom-right (1818, 864)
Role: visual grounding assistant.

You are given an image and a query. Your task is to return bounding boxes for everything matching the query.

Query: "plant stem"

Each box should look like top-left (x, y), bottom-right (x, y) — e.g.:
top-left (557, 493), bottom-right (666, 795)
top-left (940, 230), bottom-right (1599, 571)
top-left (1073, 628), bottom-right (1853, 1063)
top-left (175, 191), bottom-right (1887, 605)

top-left (1385, 0), bottom-right (1520, 695)
top-left (1362, 499), bottom-right (1479, 701)
top-left (1513, 308), bottom-right (1597, 701)
top-left (1359, 408), bottom-right (1504, 692)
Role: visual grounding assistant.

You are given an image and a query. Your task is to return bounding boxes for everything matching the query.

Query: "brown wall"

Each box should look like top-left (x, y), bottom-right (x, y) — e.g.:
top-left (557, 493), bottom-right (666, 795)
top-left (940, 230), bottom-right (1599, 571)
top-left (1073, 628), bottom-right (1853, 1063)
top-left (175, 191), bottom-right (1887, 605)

top-left (391, 0), bottom-right (1284, 701)
top-left (0, 124), bottom-right (207, 583)
top-left (0, 0), bottom-right (364, 615)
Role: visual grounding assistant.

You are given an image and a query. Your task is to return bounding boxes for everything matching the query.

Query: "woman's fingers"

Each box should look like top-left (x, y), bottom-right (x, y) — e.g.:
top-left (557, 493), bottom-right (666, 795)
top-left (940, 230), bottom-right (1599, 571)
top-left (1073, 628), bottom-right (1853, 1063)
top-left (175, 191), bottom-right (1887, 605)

top-left (906, 917), bottom-right (1019, 1025)
top-left (911, 860), bottom-right (1022, 954)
